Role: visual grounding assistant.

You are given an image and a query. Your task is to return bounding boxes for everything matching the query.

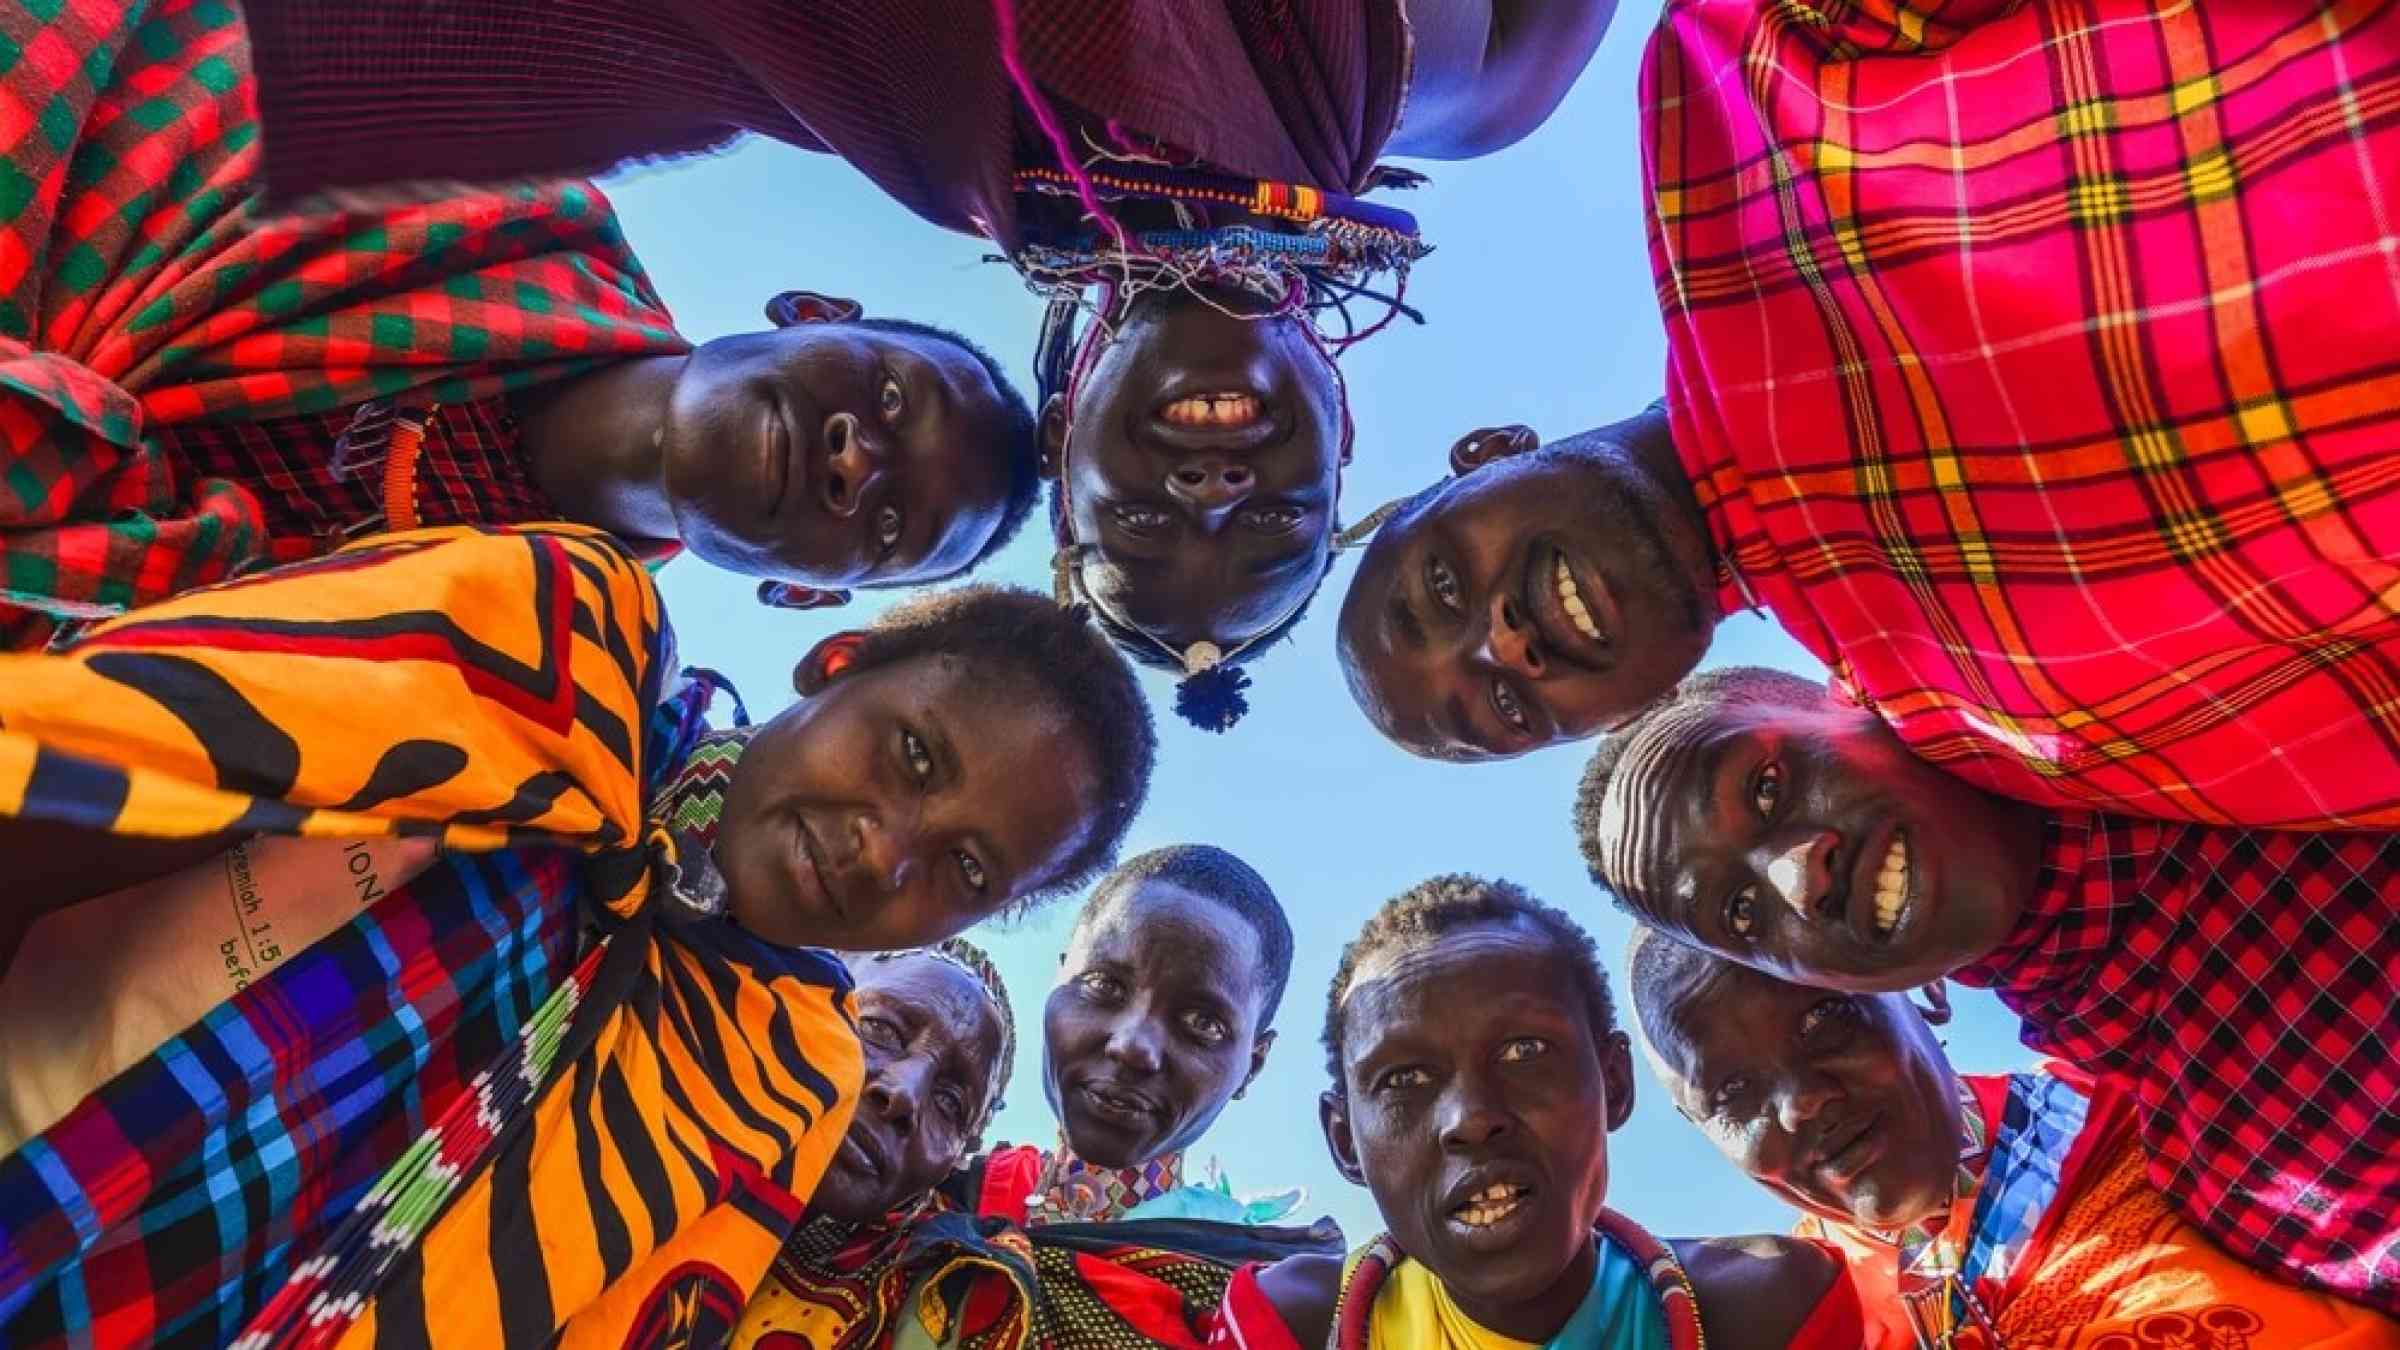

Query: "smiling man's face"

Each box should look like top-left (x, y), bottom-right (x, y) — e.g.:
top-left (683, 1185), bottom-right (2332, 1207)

top-left (1337, 429), bottom-right (1716, 761)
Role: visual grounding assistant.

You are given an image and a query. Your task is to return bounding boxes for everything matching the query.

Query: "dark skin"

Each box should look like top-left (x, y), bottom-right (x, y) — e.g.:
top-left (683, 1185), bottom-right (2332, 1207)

top-left (716, 635), bottom-right (1105, 953)
top-left (808, 951), bottom-right (1006, 1225)
top-left (1043, 287), bottom-right (1343, 653)
top-left (1041, 880), bottom-right (1276, 1170)
top-left (1647, 954), bottom-right (1965, 1231)
top-left (0, 823), bottom-right (247, 977)
top-left (1257, 918), bottom-right (1836, 1349)
top-left (1597, 699), bottom-right (2047, 992)
top-left (520, 295), bottom-right (1011, 593)
top-left (1336, 406), bottom-right (1721, 762)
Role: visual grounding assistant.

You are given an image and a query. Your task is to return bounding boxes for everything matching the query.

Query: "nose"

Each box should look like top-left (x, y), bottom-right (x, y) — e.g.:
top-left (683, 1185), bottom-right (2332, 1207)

top-left (1760, 829), bottom-right (1842, 920)
top-left (1101, 1009), bottom-right (1165, 1077)
top-left (1477, 587), bottom-right (1547, 678)
top-left (865, 1056), bottom-right (929, 1137)
top-left (1774, 1075), bottom-right (1839, 1136)
top-left (1437, 1072), bottom-right (1515, 1151)
top-left (849, 807), bottom-right (919, 894)
top-left (1163, 458), bottom-right (1255, 523)
top-left (820, 411), bottom-right (891, 519)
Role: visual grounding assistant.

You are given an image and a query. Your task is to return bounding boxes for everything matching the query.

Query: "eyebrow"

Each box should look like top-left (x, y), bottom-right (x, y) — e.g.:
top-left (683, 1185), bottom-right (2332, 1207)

top-left (1665, 732), bottom-right (1743, 928)
top-left (1443, 693), bottom-right (1477, 753)
top-left (1245, 540), bottom-right (1318, 579)
top-left (928, 711), bottom-right (1015, 890)
top-left (1388, 590), bottom-right (1428, 650)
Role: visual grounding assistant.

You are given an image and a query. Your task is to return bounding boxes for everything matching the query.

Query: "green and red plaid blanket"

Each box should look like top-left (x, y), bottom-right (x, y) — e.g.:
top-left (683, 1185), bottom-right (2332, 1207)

top-left (0, 0), bottom-right (687, 646)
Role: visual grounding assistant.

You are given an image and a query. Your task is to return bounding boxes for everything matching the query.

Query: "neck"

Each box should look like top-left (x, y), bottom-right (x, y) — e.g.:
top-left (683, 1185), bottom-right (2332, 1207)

top-left (517, 355), bottom-right (686, 543)
top-left (1618, 401), bottom-right (1724, 620)
top-left (1449, 1233), bottom-right (1598, 1343)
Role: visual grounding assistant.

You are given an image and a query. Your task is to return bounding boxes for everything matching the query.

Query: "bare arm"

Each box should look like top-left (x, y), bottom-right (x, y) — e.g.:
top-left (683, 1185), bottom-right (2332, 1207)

top-left (0, 818), bottom-right (246, 975)
top-left (1254, 1252), bottom-right (1342, 1349)
top-left (1388, 0), bottom-right (1618, 160)
top-left (1674, 1234), bottom-right (1845, 1350)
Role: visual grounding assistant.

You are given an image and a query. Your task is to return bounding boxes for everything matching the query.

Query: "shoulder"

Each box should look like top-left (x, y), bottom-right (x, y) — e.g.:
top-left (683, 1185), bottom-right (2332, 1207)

top-left (1252, 1251), bottom-right (1342, 1348)
top-left (1673, 1233), bottom-right (1844, 1350)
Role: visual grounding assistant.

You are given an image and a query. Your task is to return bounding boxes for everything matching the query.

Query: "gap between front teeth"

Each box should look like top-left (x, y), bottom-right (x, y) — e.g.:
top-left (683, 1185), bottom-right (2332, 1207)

top-left (1553, 557), bottom-right (1603, 642)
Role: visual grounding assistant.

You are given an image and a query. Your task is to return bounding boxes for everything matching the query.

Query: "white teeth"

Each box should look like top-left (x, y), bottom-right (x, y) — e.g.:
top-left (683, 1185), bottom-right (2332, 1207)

top-left (1872, 833), bottom-right (1909, 935)
top-left (1553, 557), bottom-right (1604, 642)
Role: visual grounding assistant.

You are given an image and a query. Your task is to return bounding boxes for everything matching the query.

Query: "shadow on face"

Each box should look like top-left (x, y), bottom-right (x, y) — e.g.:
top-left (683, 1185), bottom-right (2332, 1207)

top-left (661, 323), bottom-right (1013, 588)
top-left (1646, 955), bottom-right (1962, 1231)
top-left (1336, 431), bottom-right (1713, 762)
top-left (1596, 702), bottom-right (2042, 993)
top-left (810, 952), bottom-right (1006, 1225)
top-left (1322, 919), bottom-right (1633, 1340)
top-left (1041, 879), bottom-right (1273, 1169)
top-left (715, 652), bottom-right (1103, 953)
top-left (1046, 290), bottom-right (1343, 651)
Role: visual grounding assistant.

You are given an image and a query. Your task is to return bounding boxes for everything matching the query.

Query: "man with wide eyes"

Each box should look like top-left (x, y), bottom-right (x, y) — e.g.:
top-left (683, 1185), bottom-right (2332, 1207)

top-left (1573, 664), bottom-right (2400, 1314)
top-left (1623, 929), bottom-right (2400, 1347)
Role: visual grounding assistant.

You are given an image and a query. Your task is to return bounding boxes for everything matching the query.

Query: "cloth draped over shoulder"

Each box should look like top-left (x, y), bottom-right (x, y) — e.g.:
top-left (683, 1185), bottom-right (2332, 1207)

top-left (1644, 0), bottom-right (2400, 829)
top-left (0, 523), bottom-right (862, 1348)
top-left (234, 0), bottom-right (1412, 245)
top-left (1803, 1069), bottom-right (2400, 1348)
top-left (734, 1179), bottom-right (1344, 1350)
top-left (0, 0), bottom-right (686, 646)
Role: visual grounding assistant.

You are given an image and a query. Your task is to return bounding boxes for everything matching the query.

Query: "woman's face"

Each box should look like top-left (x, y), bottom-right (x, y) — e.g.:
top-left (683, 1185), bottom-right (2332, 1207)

top-left (1046, 290), bottom-right (1343, 651)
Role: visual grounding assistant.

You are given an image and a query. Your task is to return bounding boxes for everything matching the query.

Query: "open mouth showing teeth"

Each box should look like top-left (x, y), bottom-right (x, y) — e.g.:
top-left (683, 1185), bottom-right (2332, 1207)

top-left (1873, 831), bottom-right (1910, 937)
top-left (1158, 392), bottom-right (1263, 427)
top-left (1451, 1182), bottom-right (1531, 1228)
top-left (1552, 556), bottom-right (1603, 642)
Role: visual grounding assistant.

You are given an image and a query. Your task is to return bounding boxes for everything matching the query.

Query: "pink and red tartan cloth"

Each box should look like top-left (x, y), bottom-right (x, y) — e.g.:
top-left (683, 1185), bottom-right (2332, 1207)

top-left (0, 0), bottom-right (687, 649)
top-left (1957, 813), bottom-right (2400, 1312)
top-left (1647, 0), bottom-right (2400, 830)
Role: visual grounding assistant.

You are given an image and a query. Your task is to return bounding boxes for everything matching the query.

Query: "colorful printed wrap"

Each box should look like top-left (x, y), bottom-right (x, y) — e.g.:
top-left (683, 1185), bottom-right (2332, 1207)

top-left (0, 0), bottom-right (686, 645)
top-left (0, 523), bottom-right (863, 1348)
top-left (735, 1186), bottom-right (1344, 1350)
top-left (1322, 1216), bottom-right (1703, 1350)
top-left (1802, 1069), bottom-right (2400, 1348)
top-left (1644, 0), bottom-right (2400, 830)
top-left (1955, 815), bottom-right (2400, 1313)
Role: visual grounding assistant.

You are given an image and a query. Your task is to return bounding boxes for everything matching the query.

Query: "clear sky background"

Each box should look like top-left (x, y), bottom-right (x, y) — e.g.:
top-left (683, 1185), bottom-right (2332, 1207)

top-left (610, 0), bottom-right (2034, 1246)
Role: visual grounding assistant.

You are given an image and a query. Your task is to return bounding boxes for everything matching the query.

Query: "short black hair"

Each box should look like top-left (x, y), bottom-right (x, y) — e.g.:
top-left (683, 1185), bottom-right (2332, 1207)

top-left (1622, 924), bottom-right (1734, 1062)
top-left (853, 317), bottom-right (1040, 576)
top-left (1074, 844), bottom-right (1296, 1030)
top-left (1321, 874), bottom-right (1618, 1092)
top-left (1571, 666), bottom-right (1832, 916)
top-left (849, 585), bottom-right (1156, 904)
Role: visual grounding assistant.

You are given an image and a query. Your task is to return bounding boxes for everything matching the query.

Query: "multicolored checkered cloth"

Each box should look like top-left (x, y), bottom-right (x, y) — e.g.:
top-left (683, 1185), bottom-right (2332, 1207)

top-left (0, 0), bottom-right (686, 648)
top-left (0, 847), bottom-right (584, 1347)
top-left (1954, 814), bottom-right (2400, 1311)
top-left (1646, 0), bottom-right (2400, 830)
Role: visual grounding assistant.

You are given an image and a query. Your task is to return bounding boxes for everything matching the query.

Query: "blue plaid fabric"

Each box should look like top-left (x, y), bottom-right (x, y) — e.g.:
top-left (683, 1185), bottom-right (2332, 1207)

top-left (1955, 1072), bottom-right (2094, 1316)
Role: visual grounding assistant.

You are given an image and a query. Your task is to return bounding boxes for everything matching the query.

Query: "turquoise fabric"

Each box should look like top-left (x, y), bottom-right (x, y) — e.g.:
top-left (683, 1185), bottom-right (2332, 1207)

top-left (1546, 1232), bottom-right (1667, 1350)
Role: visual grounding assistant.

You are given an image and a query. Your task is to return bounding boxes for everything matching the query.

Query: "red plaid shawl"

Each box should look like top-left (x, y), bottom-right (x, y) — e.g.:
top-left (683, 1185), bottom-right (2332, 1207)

top-left (0, 0), bottom-right (686, 647)
top-left (1646, 0), bottom-right (2400, 830)
top-left (233, 0), bottom-right (1410, 245)
top-left (1954, 815), bottom-right (2400, 1312)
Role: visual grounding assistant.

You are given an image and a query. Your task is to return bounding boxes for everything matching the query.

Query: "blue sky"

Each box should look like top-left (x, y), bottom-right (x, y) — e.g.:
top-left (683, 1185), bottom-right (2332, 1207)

top-left (612, 0), bottom-right (2033, 1245)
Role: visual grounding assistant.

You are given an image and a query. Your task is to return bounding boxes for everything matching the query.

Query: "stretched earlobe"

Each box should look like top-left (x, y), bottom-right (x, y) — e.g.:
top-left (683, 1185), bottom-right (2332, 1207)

top-left (757, 581), bottom-right (852, 611)
top-left (1914, 980), bottom-right (1954, 1027)
top-left (1447, 424), bottom-right (1540, 475)
top-left (793, 632), bottom-right (868, 695)
top-left (766, 290), bottom-right (865, 327)
top-left (1038, 394), bottom-right (1069, 477)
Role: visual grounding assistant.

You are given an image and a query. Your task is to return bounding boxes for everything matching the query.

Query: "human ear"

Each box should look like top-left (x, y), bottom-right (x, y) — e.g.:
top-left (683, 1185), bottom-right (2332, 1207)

top-left (1320, 1091), bottom-right (1367, 1187)
top-left (757, 581), bottom-right (852, 611)
top-left (1236, 1028), bottom-right (1278, 1099)
top-left (1037, 395), bottom-right (1068, 479)
top-left (1601, 1030), bottom-right (1638, 1132)
top-left (793, 632), bottom-right (868, 695)
top-left (1447, 424), bottom-right (1540, 476)
top-left (1913, 981), bottom-right (1953, 1028)
top-left (765, 290), bottom-right (864, 327)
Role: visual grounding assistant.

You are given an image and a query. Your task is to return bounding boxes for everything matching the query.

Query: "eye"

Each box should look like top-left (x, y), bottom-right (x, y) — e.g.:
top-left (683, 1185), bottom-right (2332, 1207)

top-left (935, 1087), bottom-right (968, 1126)
top-left (879, 373), bottom-right (905, 422)
top-left (1491, 677), bottom-right (1530, 733)
top-left (876, 504), bottom-right (904, 552)
top-left (1376, 1066), bottom-right (1430, 1093)
top-left (1426, 554), bottom-right (1462, 611)
top-left (954, 850), bottom-right (989, 897)
top-left (900, 729), bottom-right (933, 783)
top-left (1498, 1037), bottom-right (1548, 1064)
top-left (1800, 997), bottom-right (1861, 1048)
top-left (1727, 886), bottom-right (1758, 938)
top-left (1182, 1010), bottom-right (1229, 1044)
top-left (859, 1015), bottom-right (905, 1051)
top-left (1114, 505), bottom-right (1170, 532)
top-left (1242, 505), bottom-right (1305, 533)
top-left (1753, 762), bottom-right (1783, 818)
top-left (1077, 972), bottom-right (1124, 1003)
